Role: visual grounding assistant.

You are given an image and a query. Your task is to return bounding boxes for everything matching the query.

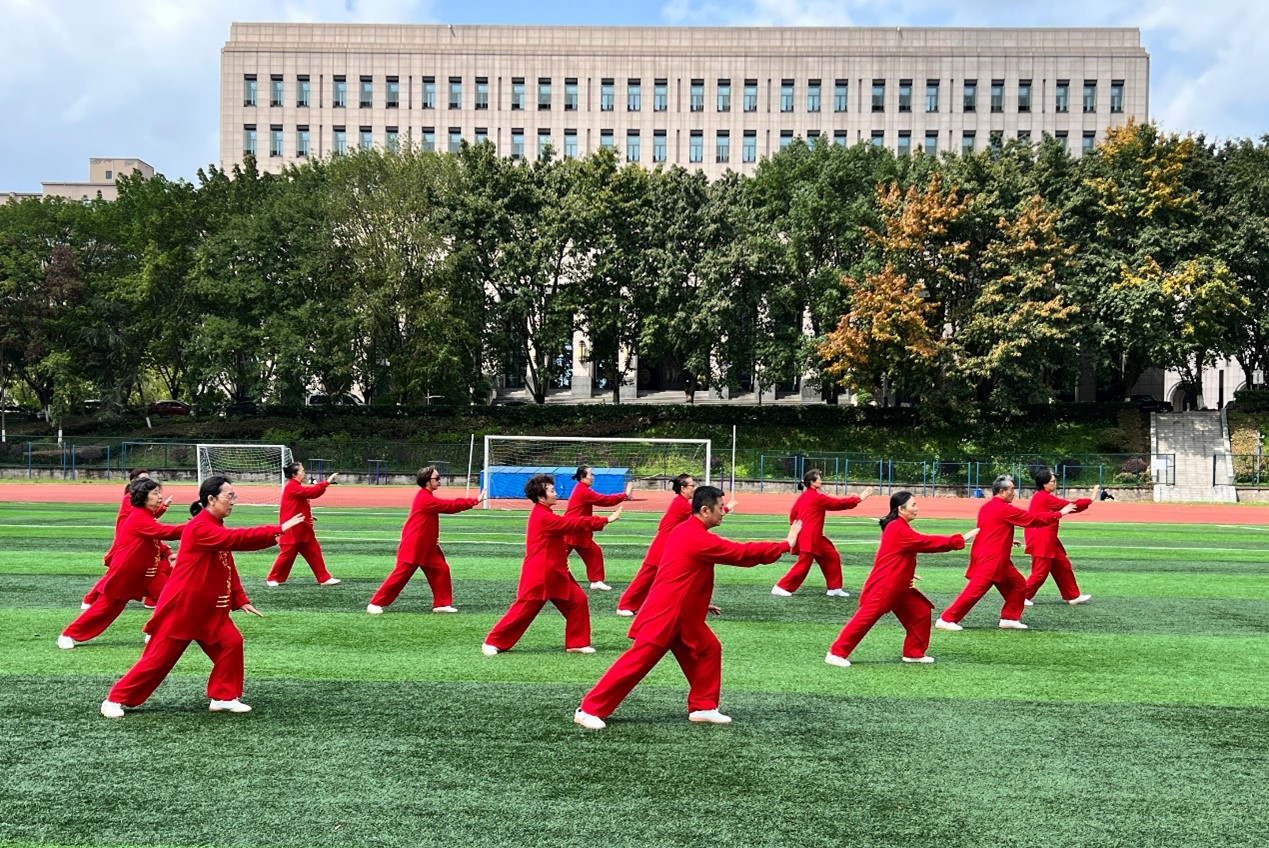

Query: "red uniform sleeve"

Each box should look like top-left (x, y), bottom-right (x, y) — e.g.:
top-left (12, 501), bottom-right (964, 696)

top-left (1072, 498), bottom-right (1093, 513)
top-left (821, 494), bottom-right (863, 511)
top-left (197, 521), bottom-right (283, 552)
top-left (573, 486), bottom-right (626, 507)
top-left (129, 513), bottom-right (185, 541)
top-left (700, 536), bottom-right (791, 568)
top-left (418, 496), bottom-right (481, 514)
top-left (154, 502), bottom-right (169, 519)
top-left (539, 510), bottom-right (609, 534)
top-left (1005, 502), bottom-right (1059, 527)
top-left (292, 481), bottom-right (331, 500)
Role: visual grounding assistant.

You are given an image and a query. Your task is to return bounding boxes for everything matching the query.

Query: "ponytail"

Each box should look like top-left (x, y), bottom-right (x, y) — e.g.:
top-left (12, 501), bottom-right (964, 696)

top-left (572, 465), bottom-right (590, 482)
top-left (798, 469), bottom-right (822, 492)
top-left (879, 491), bottom-right (914, 532)
top-left (191, 474), bottom-right (232, 516)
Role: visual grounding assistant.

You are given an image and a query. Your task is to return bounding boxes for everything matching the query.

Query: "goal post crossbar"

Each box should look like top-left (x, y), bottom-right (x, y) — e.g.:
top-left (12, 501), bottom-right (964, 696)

top-left (196, 443), bottom-right (294, 506)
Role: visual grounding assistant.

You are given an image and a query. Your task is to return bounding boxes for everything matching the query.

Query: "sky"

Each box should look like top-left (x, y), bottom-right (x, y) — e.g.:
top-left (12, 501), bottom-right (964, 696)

top-left (1, 0), bottom-right (1267, 192)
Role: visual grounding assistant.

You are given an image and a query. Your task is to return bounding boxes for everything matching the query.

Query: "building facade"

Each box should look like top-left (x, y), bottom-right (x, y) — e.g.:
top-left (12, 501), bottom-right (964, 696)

top-left (3, 157), bottom-right (154, 204)
top-left (220, 24), bottom-right (1149, 180)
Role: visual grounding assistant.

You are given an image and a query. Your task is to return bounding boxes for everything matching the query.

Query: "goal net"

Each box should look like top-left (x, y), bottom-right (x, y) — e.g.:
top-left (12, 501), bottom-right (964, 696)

top-left (197, 443), bottom-right (294, 507)
top-left (482, 436), bottom-right (711, 501)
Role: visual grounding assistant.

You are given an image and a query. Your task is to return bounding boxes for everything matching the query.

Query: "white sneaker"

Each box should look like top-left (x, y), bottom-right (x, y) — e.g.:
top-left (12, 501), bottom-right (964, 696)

top-left (1023, 598), bottom-right (1034, 607)
top-left (566, 646), bottom-right (597, 654)
top-left (265, 580), bottom-right (280, 587)
top-left (100, 700), bottom-right (125, 719)
top-left (366, 603), bottom-right (384, 615)
top-left (934, 618), bottom-right (963, 631)
top-left (615, 608), bottom-right (635, 617)
top-left (999, 619), bottom-right (1029, 630)
top-left (901, 655), bottom-right (936, 664)
top-left (481, 643), bottom-right (500, 656)
top-left (573, 709), bottom-right (606, 730)
top-left (589, 581), bottom-right (612, 591)
top-left (432, 605), bottom-right (458, 613)
top-left (771, 586), bottom-right (793, 597)
top-left (56, 635), bottom-right (75, 650)
top-left (80, 601), bottom-right (91, 610)
top-left (824, 652), bottom-right (852, 668)
top-left (825, 588), bottom-right (850, 598)
top-left (320, 577), bottom-right (341, 586)
top-left (143, 633), bottom-right (151, 644)
top-left (209, 698), bottom-right (252, 713)
top-left (688, 709), bottom-right (732, 724)
top-left (1068, 594), bottom-right (1093, 605)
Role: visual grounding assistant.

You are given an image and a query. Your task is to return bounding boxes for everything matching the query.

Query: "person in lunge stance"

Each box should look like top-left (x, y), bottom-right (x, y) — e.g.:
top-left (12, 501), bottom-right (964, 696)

top-left (266, 462), bottom-right (341, 586)
top-left (82, 468), bottom-right (173, 610)
top-left (773, 469), bottom-right (872, 598)
top-left (1023, 469), bottom-right (1096, 606)
top-left (564, 465), bottom-right (632, 591)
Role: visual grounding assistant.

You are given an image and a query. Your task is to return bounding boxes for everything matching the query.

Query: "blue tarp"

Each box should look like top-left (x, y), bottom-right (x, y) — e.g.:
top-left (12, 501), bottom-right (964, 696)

top-left (481, 466), bottom-right (630, 500)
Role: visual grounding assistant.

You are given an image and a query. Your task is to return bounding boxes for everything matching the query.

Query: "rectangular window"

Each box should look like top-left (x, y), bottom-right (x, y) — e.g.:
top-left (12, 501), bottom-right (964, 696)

top-left (243, 124), bottom-right (257, 156)
top-left (807, 79), bottom-right (821, 113)
top-left (897, 131), bottom-right (911, 157)
top-left (627, 130), bottom-right (640, 162)
top-left (538, 129), bottom-right (553, 158)
top-left (449, 128), bottom-right (462, 154)
top-left (297, 76), bottom-right (310, 108)
top-left (360, 76), bottom-right (373, 109)
top-left (333, 127), bottom-right (346, 155)
top-left (333, 76), bottom-right (347, 108)
top-left (654, 79), bottom-right (668, 112)
top-left (421, 128), bottom-right (434, 153)
top-left (832, 129), bottom-right (848, 147)
top-left (511, 78), bottom-right (525, 111)
top-left (1110, 80), bottom-right (1124, 114)
top-left (1055, 80), bottom-right (1069, 113)
top-left (780, 79), bottom-right (794, 113)
top-left (871, 130), bottom-right (884, 147)
top-left (269, 125), bottom-right (283, 157)
top-left (601, 79), bottom-right (615, 112)
top-left (926, 80), bottom-right (939, 113)
top-left (779, 130), bottom-right (794, 150)
top-left (448, 77), bottom-right (461, 110)
top-left (538, 78), bottom-right (552, 111)
top-left (628, 79), bottom-right (641, 112)
top-left (564, 129), bottom-right (578, 159)
top-left (474, 127), bottom-right (488, 146)
top-left (386, 76), bottom-right (399, 109)
top-left (924, 131), bottom-right (938, 156)
top-left (243, 75), bottom-right (257, 107)
top-left (871, 80), bottom-right (885, 112)
top-left (1055, 130), bottom-right (1068, 151)
top-left (717, 79), bottom-right (731, 113)
top-left (716, 130), bottom-right (730, 163)
top-left (743, 130), bottom-right (757, 162)
top-left (422, 77), bottom-right (435, 110)
top-left (689, 131), bottom-right (703, 163)
top-left (1018, 80), bottom-right (1032, 114)
top-left (510, 129), bottom-right (524, 160)
top-left (600, 129), bottom-right (614, 149)
top-left (564, 79), bottom-right (578, 111)
top-left (691, 80), bottom-right (705, 112)
top-left (990, 80), bottom-right (1003, 113)
top-left (475, 78), bottom-right (489, 111)
top-left (297, 126), bottom-right (310, 157)
top-left (963, 80), bottom-right (977, 113)
top-left (961, 131), bottom-right (975, 156)
top-left (1083, 80), bottom-right (1097, 113)
top-left (898, 80), bottom-right (912, 113)
top-left (360, 127), bottom-right (373, 151)
top-left (743, 79), bottom-right (758, 112)
top-left (1017, 130), bottom-right (1031, 141)
top-left (833, 79), bottom-right (848, 113)
top-left (653, 130), bottom-right (667, 163)
top-left (386, 127), bottom-right (399, 152)
top-left (270, 75), bottom-right (283, 107)
top-left (1082, 131), bottom-right (1096, 153)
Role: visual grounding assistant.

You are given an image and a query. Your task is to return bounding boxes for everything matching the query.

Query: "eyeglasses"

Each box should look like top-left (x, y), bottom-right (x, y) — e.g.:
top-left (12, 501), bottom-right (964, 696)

top-left (217, 492), bottom-right (238, 502)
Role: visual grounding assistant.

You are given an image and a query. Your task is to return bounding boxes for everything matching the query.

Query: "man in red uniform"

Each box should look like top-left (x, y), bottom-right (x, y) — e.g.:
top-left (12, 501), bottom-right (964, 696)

top-left (563, 465), bottom-right (632, 591)
top-left (1024, 469), bottom-right (1096, 606)
top-left (482, 474), bottom-right (623, 655)
top-left (826, 491), bottom-right (978, 667)
top-left (574, 486), bottom-right (800, 730)
top-left (367, 466), bottom-right (485, 614)
top-left (82, 468), bottom-right (174, 609)
top-left (773, 470), bottom-right (872, 597)
top-left (100, 476), bottom-right (304, 718)
top-left (265, 462), bottom-right (340, 586)
top-left (935, 475), bottom-right (1076, 631)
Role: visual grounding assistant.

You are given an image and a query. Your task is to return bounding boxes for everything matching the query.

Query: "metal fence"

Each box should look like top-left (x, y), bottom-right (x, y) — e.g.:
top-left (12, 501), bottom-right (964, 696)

top-left (1232, 453), bottom-right (1267, 485)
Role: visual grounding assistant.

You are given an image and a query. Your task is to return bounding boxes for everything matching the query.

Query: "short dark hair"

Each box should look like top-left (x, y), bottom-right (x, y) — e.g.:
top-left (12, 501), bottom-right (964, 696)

top-left (879, 491), bottom-right (913, 531)
top-left (129, 478), bottom-right (161, 508)
top-left (525, 473), bottom-right (554, 504)
top-left (572, 465), bottom-right (590, 482)
top-left (691, 485), bottom-right (725, 514)
top-left (283, 462), bottom-right (302, 480)
top-left (127, 468), bottom-right (150, 481)
top-left (191, 475), bottom-right (232, 516)
top-left (671, 473), bottom-right (696, 495)
top-left (798, 469), bottom-right (822, 491)
top-left (992, 474), bottom-right (1015, 496)
top-left (417, 466), bottom-right (439, 488)
top-left (1033, 468), bottom-right (1054, 488)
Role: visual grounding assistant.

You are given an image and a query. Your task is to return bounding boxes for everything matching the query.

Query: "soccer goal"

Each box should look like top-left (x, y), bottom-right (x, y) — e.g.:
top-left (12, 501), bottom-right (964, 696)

top-left (197, 443), bottom-right (294, 507)
top-left (481, 435), bottom-right (711, 502)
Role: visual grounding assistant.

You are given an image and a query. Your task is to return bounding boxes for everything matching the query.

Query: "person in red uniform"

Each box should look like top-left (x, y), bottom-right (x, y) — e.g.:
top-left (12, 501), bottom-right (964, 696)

top-left (563, 465), bottom-right (632, 591)
top-left (265, 462), bottom-right (340, 586)
top-left (1023, 469), bottom-right (1096, 606)
top-left (616, 474), bottom-right (735, 616)
top-left (82, 468), bottom-right (174, 609)
top-left (825, 491), bottom-right (979, 667)
top-left (772, 470), bottom-right (873, 598)
top-left (59, 479), bottom-right (186, 648)
top-left (574, 486), bottom-right (801, 730)
top-left (482, 474), bottom-right (623, 656)
top-left (367, 466), bottom-right (485, 614)
top-left (935, 474), bottom-right (1076, 632)
top-left (100, 476), bottom-right (304, 718)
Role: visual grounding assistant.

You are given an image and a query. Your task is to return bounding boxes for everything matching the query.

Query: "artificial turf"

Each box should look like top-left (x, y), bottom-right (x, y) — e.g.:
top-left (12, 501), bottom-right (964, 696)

top-left (1, 502), bottom-right (1266, 848)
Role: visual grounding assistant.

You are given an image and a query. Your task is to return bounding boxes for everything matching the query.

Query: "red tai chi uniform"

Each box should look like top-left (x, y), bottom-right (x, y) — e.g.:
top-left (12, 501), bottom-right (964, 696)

top-left (266, 478), bottom-right (333, 584)
top-left (484, 503), bottom-right (611, 651)
top-left (939, 498), bottom-right (1060, 624)
top-left (63, 508), bottom-right (185, 644)
top-left (829, 519), bottom-right (966, 661)
top-left (107, 510), bottom-right (281, 707)
top-left (774, 488), bottom-right (862, 593)
top-left (83, 494), bottom-right (171, 607)
top-left (617, 495), bottom-right (693, 613)
top-left (1024, 490), bottom-right (1092, 601)
top-left (564, 481), bottom-right (628, 583)
top-left (579, 517), bottom-right (790, 719)
top-left (369, 488), bottom-right (481, 610)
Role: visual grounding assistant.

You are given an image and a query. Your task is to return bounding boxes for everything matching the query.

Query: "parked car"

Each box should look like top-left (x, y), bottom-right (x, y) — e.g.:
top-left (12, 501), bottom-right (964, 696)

top-left (148, 399), bottom-right (195, 417)
top-left (220, 400), bottom-right (260, 417)
top-left (1128, 394), bottom-right (1174, 413)
top-left (306, 392), bottom-right (363, 406)
top-left (0, 403), bottom-right (38, 421)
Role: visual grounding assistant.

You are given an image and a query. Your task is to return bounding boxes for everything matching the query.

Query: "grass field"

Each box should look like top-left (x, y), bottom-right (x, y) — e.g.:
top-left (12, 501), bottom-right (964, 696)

top-left (2, 502), bottom-right (1267, 848)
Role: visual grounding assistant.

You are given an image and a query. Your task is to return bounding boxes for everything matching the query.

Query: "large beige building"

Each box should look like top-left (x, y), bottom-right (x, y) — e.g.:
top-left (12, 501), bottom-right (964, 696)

top-left (220, 24), bottom-right (1149, 179)
top-left (3, 157), bottom-right (154, 204)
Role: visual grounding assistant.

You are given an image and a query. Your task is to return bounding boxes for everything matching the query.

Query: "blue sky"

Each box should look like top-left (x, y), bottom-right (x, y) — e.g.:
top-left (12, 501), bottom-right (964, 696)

top-left (1, 0), bottom-right (1266, 191)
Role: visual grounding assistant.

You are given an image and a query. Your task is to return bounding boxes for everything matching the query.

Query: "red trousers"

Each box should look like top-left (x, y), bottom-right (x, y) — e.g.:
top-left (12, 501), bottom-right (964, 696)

top-left (776, 541), bottom-right (843, 592)
top-left (107, 618), bottom-right (245, 706)
top-left (369, 552), bottom-right (453, 608)
top-left (566, 540), bottom-right (606, 582)
top-left (83, 562), bottom-right (169, 608)
top-left (1025, 554), bottom-right (1082, 600)
top-left (267, 539), bottom-right (331, 583)
top-left (616, 562), bottom-right (658, 612)
top-left (941, 564), bottom-right (1027, 623)
top-left (485, 584), bottom-right (591, 650)
top-left (829, 588), bottom-right (933, 660)
top-left (580, 632), bottom-right (722, 718)
top-left (63, 596), bottom-right (131, 643)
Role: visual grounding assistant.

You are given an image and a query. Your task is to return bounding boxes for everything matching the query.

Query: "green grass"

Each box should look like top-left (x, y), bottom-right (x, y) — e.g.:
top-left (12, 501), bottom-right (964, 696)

top-left (1, 503), bottom-right (1267, 848)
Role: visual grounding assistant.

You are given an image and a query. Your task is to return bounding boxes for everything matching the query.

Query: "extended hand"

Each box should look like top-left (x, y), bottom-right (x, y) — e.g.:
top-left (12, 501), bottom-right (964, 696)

top-left (725, 498), bottom-right (737, 512)
top-left (281, 515), bottom-right (306, 532)
top-left (327, 472), bottom-right (339, 484)
top-left (707, 604), bottom-right (722, 616)
top-left (607, 505), bottom-right (624, 522)
top-left (1091, 485), bottom-right (1102, 501)
top-left (625, 482), bottom-right (634, 498)
top-left (963, 527), bottom-right (980, 541)
top-left (1060, 503), bottom-right (1078, 515)
top-left (786, 519), bottom-right (802, 549)
top-left (858, 487), bottom-right (875, 500)
top-left (163, 495), bottom-right (174, 506)
top-left (241, 604), bottom-right (264, 617)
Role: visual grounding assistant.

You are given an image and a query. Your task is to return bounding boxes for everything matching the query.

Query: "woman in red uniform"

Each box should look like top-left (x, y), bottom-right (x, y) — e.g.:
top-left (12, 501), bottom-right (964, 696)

top-left (772, 470), bottom-right (872, 597)
top-left (825, 491), bottom-right (978, 667)
top-left (59, 478), bottom-right (185, 648)
top-left (367, 466), bottom-right (484, 614)
top-left (482, 474), bottom-right (623, 655)
top-left (564, 465), bottom-right (632, 591)
top-left (81, 468), bottom-right (173, 609)
top-left (266, 462), bottom-right (340, 586)
top-left (1024, 469), bottom-right (1096, 606)
top-left (100, 476), bottom-right (303, 718)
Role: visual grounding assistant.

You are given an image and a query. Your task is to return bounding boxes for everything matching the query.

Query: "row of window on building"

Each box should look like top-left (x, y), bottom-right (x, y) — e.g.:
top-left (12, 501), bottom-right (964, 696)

top-left (243, 75), bottom-right (1127, 115)
top-left (244, 124), bottom-right (1102, 163)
